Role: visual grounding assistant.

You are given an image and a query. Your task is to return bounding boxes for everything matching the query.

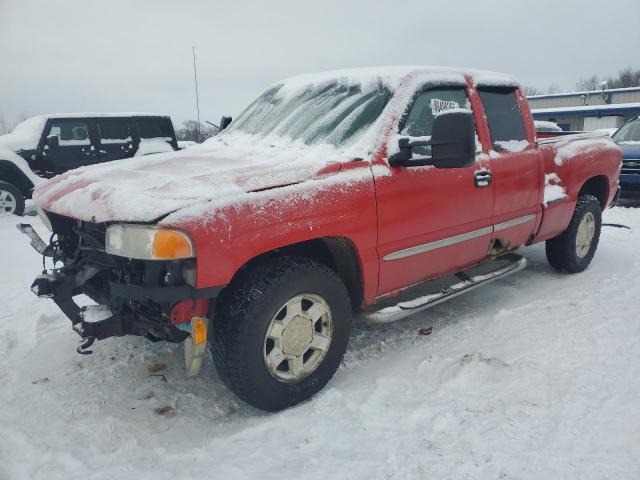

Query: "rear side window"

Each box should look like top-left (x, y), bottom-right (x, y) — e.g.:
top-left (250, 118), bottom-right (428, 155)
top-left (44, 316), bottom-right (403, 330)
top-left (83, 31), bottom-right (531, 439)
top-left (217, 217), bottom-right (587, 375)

top-left (47, 120), bottom-right (91, 145)
top-left (478, 88), bottom-right (527, 148)
top-left (138, 118), bottom-right (172, 139)
top-left (98, 119), bottom-right (131, 144)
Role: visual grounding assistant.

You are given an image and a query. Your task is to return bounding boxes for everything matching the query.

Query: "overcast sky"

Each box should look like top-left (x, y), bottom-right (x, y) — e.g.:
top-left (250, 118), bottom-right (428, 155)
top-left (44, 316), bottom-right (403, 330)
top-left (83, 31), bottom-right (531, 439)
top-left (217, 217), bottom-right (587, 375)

top-left (1, 0), bottom-right (639, 127)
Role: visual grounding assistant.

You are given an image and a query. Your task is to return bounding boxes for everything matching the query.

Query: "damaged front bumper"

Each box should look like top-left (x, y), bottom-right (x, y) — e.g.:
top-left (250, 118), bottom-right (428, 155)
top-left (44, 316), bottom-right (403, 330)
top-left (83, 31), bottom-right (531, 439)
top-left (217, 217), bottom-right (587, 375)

top-left (20, 222), bottom-right (223, 354)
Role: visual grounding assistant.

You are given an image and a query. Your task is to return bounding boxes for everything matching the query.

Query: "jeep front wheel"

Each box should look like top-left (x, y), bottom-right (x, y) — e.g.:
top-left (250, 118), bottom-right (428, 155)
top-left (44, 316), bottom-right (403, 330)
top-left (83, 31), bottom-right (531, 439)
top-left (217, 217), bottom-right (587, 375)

top-left (212, 256), bottom-right (351, 411)
top-left (0, 181), bottom-right (25, 216)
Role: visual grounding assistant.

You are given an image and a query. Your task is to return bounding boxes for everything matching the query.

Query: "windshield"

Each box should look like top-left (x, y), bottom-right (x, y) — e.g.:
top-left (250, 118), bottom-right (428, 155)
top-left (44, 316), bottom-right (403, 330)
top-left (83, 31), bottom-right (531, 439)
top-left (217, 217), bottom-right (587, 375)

top-left (227, 79), bottom-right (392, 147)
top-left (613, 118), bottom-right (640, 143)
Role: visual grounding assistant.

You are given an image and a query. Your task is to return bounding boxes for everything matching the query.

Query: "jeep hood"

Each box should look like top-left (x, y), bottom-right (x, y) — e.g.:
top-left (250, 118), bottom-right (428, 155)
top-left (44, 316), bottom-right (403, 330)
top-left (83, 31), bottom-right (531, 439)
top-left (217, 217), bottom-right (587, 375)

top-left (33, 139), bottom-right (347, 223)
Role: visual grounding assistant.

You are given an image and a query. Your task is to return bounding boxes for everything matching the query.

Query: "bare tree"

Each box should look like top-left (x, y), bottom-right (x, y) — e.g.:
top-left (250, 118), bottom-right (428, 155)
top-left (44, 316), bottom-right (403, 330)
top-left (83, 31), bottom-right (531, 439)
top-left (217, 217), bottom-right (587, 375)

top-left (575, 75), bottom-right (601, 91)
top-left (176, 120), bottom-right (218, 143)
top-left (546, 84), bottom-right (562, 94)
top-left (521, 85), bottom-right (542, 96)
top-left (606, 67), bottom-right (640, 88)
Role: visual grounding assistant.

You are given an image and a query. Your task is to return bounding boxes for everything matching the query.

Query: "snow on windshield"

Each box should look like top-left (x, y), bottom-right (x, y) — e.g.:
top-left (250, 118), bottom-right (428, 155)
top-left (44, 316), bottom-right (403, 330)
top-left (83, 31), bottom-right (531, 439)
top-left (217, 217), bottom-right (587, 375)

top-left (227, 78), bottom-right (392, 148)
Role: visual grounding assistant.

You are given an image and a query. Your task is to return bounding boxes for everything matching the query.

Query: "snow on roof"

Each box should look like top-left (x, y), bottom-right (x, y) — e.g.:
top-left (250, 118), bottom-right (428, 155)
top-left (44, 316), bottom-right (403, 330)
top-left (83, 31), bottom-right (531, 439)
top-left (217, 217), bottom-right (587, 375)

top-left (528, 86), bottom-right (640, 100)
top-left (23, 112), bottom-right (168, 122)
top-left (273, 66), bottom-right (518, 92)
top-left (532, 102), bottom-right (640, 115)
top-left (0, 113), bottom-right (170, 151)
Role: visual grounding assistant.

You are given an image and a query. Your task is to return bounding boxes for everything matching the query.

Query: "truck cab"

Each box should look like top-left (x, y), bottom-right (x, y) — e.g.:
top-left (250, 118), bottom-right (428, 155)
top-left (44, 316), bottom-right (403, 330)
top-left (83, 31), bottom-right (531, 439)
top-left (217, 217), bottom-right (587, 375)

top-left (0, 113), bottom-right (178, 215)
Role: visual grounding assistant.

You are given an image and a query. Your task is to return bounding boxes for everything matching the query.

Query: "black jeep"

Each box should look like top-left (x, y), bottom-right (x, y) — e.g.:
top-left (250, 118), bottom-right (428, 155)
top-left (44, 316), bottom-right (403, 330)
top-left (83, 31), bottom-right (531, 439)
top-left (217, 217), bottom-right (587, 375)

top-left (0, 113), bottom-right (178, 215)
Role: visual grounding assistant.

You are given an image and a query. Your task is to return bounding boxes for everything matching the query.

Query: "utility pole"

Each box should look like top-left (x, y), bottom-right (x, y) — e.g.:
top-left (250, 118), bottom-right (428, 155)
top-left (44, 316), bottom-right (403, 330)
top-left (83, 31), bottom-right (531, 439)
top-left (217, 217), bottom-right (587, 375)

top-left (192, 45), bottom-right (201, 142)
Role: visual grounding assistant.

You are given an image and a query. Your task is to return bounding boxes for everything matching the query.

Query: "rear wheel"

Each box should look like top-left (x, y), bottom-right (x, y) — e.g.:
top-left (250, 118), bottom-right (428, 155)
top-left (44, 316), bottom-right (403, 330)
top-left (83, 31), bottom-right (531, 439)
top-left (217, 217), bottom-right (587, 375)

top-left (545, 194), bottom-right (602, 273)
top-left (212, 256), bottom-right (352, 411)
top-left (0, 181), bottom-right (25, 216)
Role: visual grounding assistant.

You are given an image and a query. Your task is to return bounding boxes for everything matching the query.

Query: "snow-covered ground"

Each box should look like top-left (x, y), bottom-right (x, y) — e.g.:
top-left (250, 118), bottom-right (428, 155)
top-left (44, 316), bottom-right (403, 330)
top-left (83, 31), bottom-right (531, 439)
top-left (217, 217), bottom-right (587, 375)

top-left (1, 208), bottom-right (639, 480)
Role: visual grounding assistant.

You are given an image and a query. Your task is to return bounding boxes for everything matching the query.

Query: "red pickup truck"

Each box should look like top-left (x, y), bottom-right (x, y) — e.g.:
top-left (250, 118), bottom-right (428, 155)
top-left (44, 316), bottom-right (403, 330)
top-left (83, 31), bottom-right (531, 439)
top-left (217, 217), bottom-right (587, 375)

top-left (22, 67), bottom-right (621, 411)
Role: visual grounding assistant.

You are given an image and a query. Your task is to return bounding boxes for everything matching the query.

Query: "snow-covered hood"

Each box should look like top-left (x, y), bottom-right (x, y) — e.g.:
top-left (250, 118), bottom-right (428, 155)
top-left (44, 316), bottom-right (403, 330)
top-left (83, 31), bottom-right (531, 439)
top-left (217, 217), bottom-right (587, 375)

top-left (33, 134), bottom-right (354, 223)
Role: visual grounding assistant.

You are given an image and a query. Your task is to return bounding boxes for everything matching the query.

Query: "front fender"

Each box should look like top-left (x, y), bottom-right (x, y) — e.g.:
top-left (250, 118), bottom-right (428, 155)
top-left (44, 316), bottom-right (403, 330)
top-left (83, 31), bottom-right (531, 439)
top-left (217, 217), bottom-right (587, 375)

top-left (159, 162), bottom-right (379, 301)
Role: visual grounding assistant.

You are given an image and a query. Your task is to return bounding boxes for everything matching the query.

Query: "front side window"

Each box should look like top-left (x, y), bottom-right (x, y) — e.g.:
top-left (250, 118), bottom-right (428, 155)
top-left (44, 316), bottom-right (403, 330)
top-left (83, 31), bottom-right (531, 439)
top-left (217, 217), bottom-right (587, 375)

top-left (478, 88), bottom-right (528, 150)
top-left (138, 118), bottom-right (173, 139)
top-left (613, 118), bottom-right (640, 143)
top-left (47, 120), bottom-right (90, 145)
top-left (401, 87), bottom-right (471, 156)
top-left (98, 119), bottom-right (131, 144)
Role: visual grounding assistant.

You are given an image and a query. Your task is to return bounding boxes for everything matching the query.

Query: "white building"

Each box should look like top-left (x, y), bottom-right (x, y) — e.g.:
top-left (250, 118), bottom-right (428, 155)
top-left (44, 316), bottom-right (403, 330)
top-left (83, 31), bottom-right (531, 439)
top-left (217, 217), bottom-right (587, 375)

top-left (528, 87), bottom-right (640, 131)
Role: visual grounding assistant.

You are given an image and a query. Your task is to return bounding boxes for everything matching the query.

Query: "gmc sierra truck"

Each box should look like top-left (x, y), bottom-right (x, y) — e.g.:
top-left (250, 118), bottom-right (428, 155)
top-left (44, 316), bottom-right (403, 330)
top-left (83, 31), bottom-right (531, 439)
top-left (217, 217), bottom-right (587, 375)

top-left (21, 67), bottom-right (622, 411)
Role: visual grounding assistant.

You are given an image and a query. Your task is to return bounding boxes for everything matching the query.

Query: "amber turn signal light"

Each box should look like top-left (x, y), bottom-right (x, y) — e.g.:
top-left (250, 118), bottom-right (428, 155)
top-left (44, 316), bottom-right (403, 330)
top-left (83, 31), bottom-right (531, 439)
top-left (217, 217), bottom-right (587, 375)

top-left (191, 317), bottom-right (208, 345)
top-left (152, 230), bottom-right (194, 259)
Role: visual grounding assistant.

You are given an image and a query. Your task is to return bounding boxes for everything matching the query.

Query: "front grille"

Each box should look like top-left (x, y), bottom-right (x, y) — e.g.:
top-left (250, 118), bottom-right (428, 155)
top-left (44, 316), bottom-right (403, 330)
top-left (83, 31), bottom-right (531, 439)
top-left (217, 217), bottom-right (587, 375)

top-left (621, 159), bottom-right (640, 175)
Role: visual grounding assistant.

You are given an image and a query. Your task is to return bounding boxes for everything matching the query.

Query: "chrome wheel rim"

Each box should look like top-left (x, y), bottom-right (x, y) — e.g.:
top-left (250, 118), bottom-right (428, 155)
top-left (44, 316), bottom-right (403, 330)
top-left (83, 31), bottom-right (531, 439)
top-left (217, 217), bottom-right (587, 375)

top-left (0, 190), bottom-right (17, 215)
top-left (263, 293), bottom-right (333, 383)
top-left (576, 211), bottom-right (596, 258)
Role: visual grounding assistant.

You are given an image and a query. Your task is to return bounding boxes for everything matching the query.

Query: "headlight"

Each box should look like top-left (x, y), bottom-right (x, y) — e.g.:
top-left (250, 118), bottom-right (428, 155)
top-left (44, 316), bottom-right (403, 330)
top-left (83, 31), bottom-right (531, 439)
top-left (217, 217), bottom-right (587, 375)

top-left (105, 224), bottom-right (194, 260)
top-left (37, 206), bottom-right (53, 232)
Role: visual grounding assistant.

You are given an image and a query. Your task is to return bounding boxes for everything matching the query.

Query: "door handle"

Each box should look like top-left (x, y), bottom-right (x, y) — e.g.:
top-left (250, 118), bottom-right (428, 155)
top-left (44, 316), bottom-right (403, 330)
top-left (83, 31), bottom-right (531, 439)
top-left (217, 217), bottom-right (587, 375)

top-left (474, 170), bottom-right (492, 188)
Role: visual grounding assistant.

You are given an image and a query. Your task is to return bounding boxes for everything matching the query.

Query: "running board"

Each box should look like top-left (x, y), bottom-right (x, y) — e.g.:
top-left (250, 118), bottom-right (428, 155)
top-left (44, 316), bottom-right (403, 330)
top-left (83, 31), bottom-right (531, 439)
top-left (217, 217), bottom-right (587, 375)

top-left (361, 253), bottom-right (527, 324)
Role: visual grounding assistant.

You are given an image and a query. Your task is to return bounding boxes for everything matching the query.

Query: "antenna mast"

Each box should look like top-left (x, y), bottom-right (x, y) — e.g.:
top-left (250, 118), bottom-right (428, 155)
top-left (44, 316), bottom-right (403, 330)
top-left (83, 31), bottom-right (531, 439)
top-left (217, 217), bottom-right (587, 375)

top-left (192, 45), bottom-right (201, 142)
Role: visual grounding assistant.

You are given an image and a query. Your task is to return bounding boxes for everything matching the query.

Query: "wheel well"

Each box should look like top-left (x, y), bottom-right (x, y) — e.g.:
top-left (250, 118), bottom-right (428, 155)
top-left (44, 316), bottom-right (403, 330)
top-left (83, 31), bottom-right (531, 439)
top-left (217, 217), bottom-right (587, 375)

top-left (0, 161), bottom-right (34, 196)
top-left (232, 237), bottom-right (364, 309)
top-left (578, 175), bottom-right (609, 209)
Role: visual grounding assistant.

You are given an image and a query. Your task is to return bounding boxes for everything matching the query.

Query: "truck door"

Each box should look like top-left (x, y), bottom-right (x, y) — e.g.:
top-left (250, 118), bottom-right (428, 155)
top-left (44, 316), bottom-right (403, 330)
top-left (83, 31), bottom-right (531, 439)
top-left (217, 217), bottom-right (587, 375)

top-left (42, 118), bottom-right (97, 173)
top-left (373, 85), bottom-right (495, 296)
top-left (476, 87), bottom-right (541, 248)
top-left (97, 118), bottom-right (135, 163)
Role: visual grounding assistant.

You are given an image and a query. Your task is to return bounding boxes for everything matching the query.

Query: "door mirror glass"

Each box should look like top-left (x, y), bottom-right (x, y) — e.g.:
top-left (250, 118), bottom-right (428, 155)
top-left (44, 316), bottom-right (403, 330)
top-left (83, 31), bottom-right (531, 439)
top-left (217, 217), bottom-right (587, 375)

top-left (220, 116), bottom-right (232, 131)
top-left (389, 110), bottom-right (475, 168)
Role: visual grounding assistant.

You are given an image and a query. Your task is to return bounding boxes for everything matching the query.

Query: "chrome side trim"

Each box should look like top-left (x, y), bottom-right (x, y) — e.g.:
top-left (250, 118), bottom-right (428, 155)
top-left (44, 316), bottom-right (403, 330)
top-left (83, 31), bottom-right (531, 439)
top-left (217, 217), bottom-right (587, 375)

top-left (382, 214), bottom-right (536, 261)
top-left (493, 214), bottom-right (536, 232)
top-left (382, 226), bottom-right (493, 261)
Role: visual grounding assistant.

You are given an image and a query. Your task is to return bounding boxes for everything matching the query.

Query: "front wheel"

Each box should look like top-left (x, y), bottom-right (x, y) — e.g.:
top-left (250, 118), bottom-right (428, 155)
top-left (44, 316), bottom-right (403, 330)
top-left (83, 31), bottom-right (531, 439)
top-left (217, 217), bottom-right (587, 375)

top-left (211, 256), bottom-right (352, 411)
top-left (545, 194), bottom-right (602, 273)
top-left (0, 181), bottom-right (25, 216)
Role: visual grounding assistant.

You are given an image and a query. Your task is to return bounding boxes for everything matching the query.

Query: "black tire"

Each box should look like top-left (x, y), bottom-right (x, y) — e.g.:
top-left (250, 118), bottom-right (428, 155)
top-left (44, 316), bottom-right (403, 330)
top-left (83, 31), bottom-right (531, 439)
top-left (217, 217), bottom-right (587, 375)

top-left (211, 255), bottom-right (352, 411)
top-left (0, 180), bottom-right (25, 216)
top-left (545, 194), bottom-right (602, 273)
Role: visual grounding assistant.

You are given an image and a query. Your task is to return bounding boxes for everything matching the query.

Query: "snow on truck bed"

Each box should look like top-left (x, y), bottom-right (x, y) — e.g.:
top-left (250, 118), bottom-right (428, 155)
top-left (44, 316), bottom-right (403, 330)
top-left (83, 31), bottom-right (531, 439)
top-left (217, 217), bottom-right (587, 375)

top-left (1, 207), bottom-right (639, 479)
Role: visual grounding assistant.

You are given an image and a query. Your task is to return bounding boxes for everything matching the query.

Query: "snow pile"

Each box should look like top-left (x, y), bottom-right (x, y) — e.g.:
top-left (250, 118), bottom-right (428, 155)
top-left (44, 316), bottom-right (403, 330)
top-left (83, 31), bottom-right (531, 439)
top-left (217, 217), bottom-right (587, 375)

top-left (543, 173), bottom-right (567, 205)
top-left (551, 135), bottom-right (619, 166)
top-left (134, 138), bottom-right (174, 157)
top-left (0, 116), bottom-right (48, 151)
top-left (495, 139), bottom-right (529, 152)
top-left (1, 208), bottom-right (639, 479)
top-left (534, 120), bottom-right (562, 132)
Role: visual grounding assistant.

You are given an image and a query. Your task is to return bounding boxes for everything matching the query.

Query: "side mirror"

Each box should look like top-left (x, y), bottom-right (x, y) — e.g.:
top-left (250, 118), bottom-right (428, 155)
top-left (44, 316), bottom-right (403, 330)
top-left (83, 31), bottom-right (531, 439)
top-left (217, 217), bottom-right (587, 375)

top-left (389, 110), bottom-right (475, 168)
top-left (220, 116), bottom-right (232, 131)
top-left (45, 135), bottom-right (59, 149)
